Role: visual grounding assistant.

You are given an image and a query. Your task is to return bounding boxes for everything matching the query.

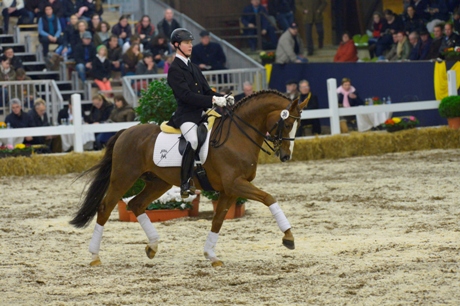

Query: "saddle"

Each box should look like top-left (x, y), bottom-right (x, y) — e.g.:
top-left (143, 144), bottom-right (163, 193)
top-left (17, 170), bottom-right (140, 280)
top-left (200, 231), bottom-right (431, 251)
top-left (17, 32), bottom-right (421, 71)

top-left (160, 109), bottom-right (221, 134)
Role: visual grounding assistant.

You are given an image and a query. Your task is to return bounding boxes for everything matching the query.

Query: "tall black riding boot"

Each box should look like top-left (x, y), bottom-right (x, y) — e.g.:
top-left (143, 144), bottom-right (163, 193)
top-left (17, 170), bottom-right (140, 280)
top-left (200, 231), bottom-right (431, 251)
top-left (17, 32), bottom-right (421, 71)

top-left (180, 142), bottom-right (196, 198)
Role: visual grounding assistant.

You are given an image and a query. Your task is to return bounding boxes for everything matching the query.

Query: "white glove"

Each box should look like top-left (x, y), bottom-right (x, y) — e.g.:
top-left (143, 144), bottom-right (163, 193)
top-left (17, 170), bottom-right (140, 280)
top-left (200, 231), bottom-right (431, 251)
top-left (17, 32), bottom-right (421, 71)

top-left (226, 95), bottom-right (235, 106)
top-left (212, 96), bottom-right (227, 107)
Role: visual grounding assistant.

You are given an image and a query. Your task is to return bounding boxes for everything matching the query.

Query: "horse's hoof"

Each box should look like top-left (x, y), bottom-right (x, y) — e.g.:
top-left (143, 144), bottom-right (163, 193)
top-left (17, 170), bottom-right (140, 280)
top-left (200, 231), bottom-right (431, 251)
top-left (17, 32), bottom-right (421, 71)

top-left (282, 238), bottom-right (295, 250)
top-left (145, 245), bottom-right (157, 259)
top-left (90, 259), bottom-right (101, 266)
top-left (211, 260), bottom-right (224, 267)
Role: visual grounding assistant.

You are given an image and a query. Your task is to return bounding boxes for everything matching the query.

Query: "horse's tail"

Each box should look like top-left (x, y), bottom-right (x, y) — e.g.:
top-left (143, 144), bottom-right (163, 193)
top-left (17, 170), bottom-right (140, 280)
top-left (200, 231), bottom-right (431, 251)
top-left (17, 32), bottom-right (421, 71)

top-left (69, 129), bottom-right (126, 228)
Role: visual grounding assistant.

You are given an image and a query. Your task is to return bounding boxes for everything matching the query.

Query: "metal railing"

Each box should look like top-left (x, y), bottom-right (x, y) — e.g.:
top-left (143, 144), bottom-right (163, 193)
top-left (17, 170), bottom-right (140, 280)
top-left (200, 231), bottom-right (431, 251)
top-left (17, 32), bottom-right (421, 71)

top-left (144, 0), bottom-right (263, 70)
top-left (122, 68), bottom-right (267, 107)
top-left (0, 79), bottom-right (64, 125)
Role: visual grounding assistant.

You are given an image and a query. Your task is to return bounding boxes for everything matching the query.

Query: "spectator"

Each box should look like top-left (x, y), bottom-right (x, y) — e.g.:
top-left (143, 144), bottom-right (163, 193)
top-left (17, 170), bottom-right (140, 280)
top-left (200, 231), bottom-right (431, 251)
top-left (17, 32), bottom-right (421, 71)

top-left (417, 28), bottom-right (433, 60)
top-left (427, 23), bottom-right (444, 59)
top-left (268, 0), bottom-right (295, 31)
top-left (136, 15), bottom-right (156, 46)
top-left (2, 0), bottom-right (30, 34)
top-left (57, 100), bottom-right (73, 125)
top-left (12, 68), bottom-right (34, 109)
top-left (375, 9), bottom-right (405, 57)
top-left (25, 0), bottom-right (41, 22)
top-left (439, 23), bottom-right (460, 56)
top-left (337, 78), bottom-right (363, 130)
top-left (275, 23), bottom-right (306, 64)
top-left (122, 43), bottom-right (143, 76)
top-left (112, 15), bottom-right (132, 46)
top-left (62, 0), bottom-right (78, 24)
top-left (149, 33), bottom-right (170, 68)
top-left (234, 81), bottom-right (254, 102)
top-left (241, 0), bottom-right (278, 51)
top-left (383, 32), bottom-right (400, 61)
top-left (86, 94), bottom-right (113, 124)
top-left (5, 98), bottom-right (31, 129)
top-left (74, 31), bottom-right (97, 82)
top-left (163, 52), bottom-right (176, 73)
top-left (39, 0), bottom-right (63, 20)
top-left (454, 9), bottom-right (460, 34)
top-left (296, 80), bottom-right (321, 136)
top-left (403, 5), bottom-right (424, 35)
top-left (411, 0), bottom-right (429, 21)
top-left (368, 12), bottom-right (387, 58)
top-left (38, 5), bottom-right (63, 57)
top-left (191, 30), bottom-right (227, 70)
top-left (135, 51), bottom-right (157, 75)
top-left (285, 79), bottom-right (299, 100)
top-left (55, 14), bottom-right (79, 58)
top-left (107, 35), bottom-right (123, 74)
top-left (92, 45), bottom-right (112, 96)
top-left (94, 21), bottom-right (111, 47)
top-left (87, 13), bottom-right (100, 34)
top-left (2, 47), bottom-right (23, 71)
top-left (298, 0), bottom-right (327, 55)
top-left (393, 31), bottom-right (412, 61)
top-left (122, 34), bottom-right (141, 55)
top-left (333, 31), bottom-right (358, 62)
top-left (0, 55), bottom-right (16, 81)
top-left (25, 98), bottom-right (52, 146)
top-left (157, 8), bottom-right (181, 41)
top-left (76, 0), bottom-right (98, 21)
top-left (425, 0), bottom-right (449, 33)
top-left (408, 31), bottom-right (421, 60)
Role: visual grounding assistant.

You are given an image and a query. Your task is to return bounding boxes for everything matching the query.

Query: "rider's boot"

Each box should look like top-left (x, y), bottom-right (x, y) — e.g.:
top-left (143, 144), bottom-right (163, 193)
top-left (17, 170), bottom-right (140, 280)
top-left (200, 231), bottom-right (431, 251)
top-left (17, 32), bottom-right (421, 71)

top-left (180, 142), bottom-right (196, 199)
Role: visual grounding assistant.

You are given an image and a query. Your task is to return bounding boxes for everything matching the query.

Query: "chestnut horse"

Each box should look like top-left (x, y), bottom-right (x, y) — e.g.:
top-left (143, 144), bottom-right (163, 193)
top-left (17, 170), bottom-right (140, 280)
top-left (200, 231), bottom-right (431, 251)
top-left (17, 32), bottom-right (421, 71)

top-left (70, 90), bottom-right (308, 267)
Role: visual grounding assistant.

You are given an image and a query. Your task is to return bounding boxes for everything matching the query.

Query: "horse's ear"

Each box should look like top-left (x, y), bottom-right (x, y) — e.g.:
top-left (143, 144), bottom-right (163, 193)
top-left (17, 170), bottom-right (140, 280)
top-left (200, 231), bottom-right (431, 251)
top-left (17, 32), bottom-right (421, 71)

top-left (290, 98), bottom-right (300, 110)
top-left (298, 97), bottom-right (308, 110)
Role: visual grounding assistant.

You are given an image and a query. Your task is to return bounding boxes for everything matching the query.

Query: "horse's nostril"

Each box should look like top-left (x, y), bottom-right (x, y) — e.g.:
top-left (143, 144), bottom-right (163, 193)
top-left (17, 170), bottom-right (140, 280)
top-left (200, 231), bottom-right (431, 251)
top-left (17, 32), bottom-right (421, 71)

top-left (281, 155), bottom-right (290, 162)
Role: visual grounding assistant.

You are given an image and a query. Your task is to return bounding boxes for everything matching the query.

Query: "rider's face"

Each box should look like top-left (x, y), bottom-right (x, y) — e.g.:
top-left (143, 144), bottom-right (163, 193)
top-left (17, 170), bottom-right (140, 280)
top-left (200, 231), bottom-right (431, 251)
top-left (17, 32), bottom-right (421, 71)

top-left (179, 40), bottom-right (193, 57)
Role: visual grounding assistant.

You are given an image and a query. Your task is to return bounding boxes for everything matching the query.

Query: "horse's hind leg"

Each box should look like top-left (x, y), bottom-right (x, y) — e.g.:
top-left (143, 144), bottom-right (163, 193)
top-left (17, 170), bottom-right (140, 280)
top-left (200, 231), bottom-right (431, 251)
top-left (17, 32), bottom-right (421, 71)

top-left (128, 176), bottom-right (172, 259)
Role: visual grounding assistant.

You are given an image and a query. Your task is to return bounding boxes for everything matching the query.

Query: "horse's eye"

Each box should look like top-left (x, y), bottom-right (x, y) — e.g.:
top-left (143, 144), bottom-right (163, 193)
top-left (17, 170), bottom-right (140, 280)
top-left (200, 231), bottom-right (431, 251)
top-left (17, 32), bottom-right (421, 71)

top-left (285, 124), bottom-right (291, 129)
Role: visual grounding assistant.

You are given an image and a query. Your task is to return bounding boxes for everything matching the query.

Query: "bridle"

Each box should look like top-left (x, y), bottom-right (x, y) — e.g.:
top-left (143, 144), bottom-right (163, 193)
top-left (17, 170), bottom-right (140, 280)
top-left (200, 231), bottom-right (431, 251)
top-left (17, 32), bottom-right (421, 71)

top-left (211, 100), bottom-right (302, 155)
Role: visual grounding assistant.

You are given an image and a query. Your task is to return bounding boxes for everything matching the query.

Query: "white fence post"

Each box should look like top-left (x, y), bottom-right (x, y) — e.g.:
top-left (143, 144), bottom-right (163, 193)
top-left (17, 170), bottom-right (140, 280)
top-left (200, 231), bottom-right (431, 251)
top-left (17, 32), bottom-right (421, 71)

top-left (447, 70), bottom-right (457, 96)
top-left (327, 78), bottom-right (341, 135)
top-left (72, 94), bottom-right (84, 153)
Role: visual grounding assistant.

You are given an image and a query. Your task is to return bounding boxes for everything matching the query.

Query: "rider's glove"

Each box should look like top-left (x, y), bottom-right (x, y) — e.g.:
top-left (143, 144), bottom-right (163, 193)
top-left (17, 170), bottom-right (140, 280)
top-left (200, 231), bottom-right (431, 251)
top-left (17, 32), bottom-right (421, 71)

top-left (212, 96), bottom-right (227, 107)
top-left (226, 95), bottom-right (235, 106)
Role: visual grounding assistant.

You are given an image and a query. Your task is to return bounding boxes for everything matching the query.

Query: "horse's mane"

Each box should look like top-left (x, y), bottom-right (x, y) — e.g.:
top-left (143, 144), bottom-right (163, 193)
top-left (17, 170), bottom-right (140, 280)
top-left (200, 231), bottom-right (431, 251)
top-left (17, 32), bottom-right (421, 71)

top-left (230, 89), bottom-right (291, 112)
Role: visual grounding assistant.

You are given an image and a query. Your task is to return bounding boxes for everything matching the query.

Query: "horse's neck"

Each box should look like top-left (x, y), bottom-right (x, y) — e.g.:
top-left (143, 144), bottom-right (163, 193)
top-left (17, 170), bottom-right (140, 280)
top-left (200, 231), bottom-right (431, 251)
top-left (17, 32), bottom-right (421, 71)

top-left (234, 98), bottom-right (281, 133)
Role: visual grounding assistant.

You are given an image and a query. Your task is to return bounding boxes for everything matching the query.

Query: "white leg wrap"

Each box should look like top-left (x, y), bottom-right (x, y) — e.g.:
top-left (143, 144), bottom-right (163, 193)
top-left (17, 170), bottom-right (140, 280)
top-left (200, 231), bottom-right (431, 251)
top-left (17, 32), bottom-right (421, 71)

top-left (137, 213), bottom-right (160, 244)
top-left (88, 223), bottom-right (104, 254)
top-left (269, 202), bottom-right (291, 233)
top-left (203, 231), bottom-right (219, 260)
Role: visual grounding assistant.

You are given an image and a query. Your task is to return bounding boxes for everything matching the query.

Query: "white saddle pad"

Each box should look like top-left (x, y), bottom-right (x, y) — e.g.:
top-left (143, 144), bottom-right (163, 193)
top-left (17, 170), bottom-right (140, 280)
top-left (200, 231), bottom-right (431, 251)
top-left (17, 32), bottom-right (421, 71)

top-left (153, 131), bottom-right (211, 167)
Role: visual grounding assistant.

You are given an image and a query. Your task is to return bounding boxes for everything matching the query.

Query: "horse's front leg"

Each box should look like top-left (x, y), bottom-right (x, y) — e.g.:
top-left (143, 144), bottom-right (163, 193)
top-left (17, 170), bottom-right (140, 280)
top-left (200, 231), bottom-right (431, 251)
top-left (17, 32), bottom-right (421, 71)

top-left (230, 177), bottom-right (295, 250)
top-left (204, 193), bottom-right (236, 267)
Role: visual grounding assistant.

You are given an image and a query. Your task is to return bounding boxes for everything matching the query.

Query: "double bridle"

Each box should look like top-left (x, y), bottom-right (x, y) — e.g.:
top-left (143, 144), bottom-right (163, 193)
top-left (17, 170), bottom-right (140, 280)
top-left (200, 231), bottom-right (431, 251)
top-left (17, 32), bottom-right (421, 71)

top-left (211, 101), bottom-right (301, 155)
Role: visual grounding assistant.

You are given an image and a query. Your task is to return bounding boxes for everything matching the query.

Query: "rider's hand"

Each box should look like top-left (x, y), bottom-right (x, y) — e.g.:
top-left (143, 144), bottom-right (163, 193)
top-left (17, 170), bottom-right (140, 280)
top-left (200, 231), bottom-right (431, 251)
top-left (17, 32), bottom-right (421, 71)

top-left (212, 96), bottom-right (227, 107)
top-left (226, 95), bottom-right (235, 106)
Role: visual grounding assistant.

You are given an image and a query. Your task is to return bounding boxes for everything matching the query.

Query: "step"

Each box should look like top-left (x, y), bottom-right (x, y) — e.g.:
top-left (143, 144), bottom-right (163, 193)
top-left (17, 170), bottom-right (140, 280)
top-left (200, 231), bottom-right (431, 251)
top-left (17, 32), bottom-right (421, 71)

top-left (1, 43), bottom-right (26, 53)
top-left (23, 61), bottom-right (47, 72)
top-left (56, 81), bottom-right (73, 91)
top-left (14, 52), bottom-right (37, 62)
top-left (26, 70), bottom-right (60, 80)
top-left (0, 34), bottom-right (15, 44)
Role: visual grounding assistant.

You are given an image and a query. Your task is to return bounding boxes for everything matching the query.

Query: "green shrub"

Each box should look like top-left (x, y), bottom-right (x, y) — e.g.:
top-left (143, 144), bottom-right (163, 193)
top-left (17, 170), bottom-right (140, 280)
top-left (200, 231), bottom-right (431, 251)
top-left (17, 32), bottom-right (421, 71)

top-left (201, 191), bottom-right (247, 205)
top-left (136, 78), bottom-right (176, 124)
top-left (439, 95), bottom-right (460, 118)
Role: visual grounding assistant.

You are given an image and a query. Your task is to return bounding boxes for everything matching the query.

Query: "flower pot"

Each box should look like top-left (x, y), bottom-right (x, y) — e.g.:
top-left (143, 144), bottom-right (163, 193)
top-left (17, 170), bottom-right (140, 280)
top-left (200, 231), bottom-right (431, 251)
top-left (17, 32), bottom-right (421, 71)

top-left (447, 117), bottom-right (460, 129)
top-left (189, 192), bottom-right (200, 217)
top-left (261, 58), bottom-right (274, 65)
top-left (118, 200), bottom-right (192, 222)
top-left (212, 200), bottom-right (245, 219)
top-left (118, 200), bottom-right (131, 221)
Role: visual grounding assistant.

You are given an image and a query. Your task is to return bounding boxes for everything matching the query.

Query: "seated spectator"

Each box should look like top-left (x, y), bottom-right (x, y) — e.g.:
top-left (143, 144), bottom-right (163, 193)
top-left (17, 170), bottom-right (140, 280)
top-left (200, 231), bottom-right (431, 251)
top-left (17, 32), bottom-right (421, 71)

top-left (285, 79), bottom-right (299, 101)
top-left (92, 45), bottom-right (112, 96)
top-left (0, 55), bottom-right (16, 81)
top-left (94, 21), bottom-right (111, 47)
top-left (76, 0), bottom-right (97, 21)
top-left (2, 47), bottom-right (23, 71)
top-left (122, 43), bottom-right (143, 76)
top-left (267, 0), bottom-right (295, 31)
top-left (439, 23), bottom-right (460, 57)
top-left (417, 29), bottom-right (433, 60)
top-left (136, 15), bottom-right (156, 46)
top-left (24, 0), bottom-right (40, 23)
top-left (296, 80), bottom-right (321, 136)
top-left (426, 0), bottom-right (449, 33)
top-left (192, 30), bottom-right (227, 70)
top-left (394, 31), bottom-right (412, 61)
top-left (274, 22), bottom-right (307, 64)
top-left (408, 31), bottom-right (421, 60)
top-left (403, 5), bottom-right (424, 35)
top-left (5, 98), bottom-right (31, 129)
top-left (234, 81), bottom-right (254, 102)
top-left (86, 94), bottom-right (113, 124)
top-left (163, 52), bottom-right (175, 73)
top-left (87, 13), bottom-right (100, 34)
top-left (39, 0), bottom-right (63, 25)
top-left (149, 34), bottom-right (170, 68)
top-left (241, 0), bottom-right (278, 51)
top-left (55, 14), bottom-right (79, 58)
top-left (368, 12), bottom-right (387, 58)
top-left (25, 99), bottom-right (52, 146)
top-left (157, 8), bottom-right (181, 41)
top-left (383, 32), bottom-right (399, 60)
top-left (12, 68), bottom-right (34, 109)
top-left (107, 35), bottom-right (123, 74)
top-left (454, 9), bottom-right (460, 34)
top-left (38, 5), bottom-right (63, 57)
top-left (375, 9), bottom-right (405, 57)
top-left (337, 78), bottom-right (363, 130)
top-left (135, 51), bottom-right (157, 75)
top-left (62, 0), bottom-right (78, 26)
top-left (74, 31), bottom-right (97, 82)
top-left (112, 15), bottom-right (132, 46)
top-left (70, 20), bottom-right (89, 52)
top-left (333, 31), bottom-right (358, 62)
top-left (2, 0), bottom-right (30, 34)
top-left (58, 100), bottom-right (72, 125)
top-left (122, 35), bottom-right (141, 55)
top-left (427, 24), bottom-right (444, 59)
top-left (411, 0), bottom-right (429, 21)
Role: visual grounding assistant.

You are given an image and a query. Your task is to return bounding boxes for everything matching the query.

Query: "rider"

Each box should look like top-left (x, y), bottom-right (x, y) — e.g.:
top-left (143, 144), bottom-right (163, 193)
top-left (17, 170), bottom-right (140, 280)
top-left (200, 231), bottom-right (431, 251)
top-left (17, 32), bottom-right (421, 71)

top-left (167, 28), bottom-right (234, 198)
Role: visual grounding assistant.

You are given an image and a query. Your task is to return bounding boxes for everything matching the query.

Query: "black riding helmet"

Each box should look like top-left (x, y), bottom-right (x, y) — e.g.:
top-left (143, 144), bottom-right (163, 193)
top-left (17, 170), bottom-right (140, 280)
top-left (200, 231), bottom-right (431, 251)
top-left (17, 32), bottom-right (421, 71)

top-left (170, 28), bottom-right (194, 46)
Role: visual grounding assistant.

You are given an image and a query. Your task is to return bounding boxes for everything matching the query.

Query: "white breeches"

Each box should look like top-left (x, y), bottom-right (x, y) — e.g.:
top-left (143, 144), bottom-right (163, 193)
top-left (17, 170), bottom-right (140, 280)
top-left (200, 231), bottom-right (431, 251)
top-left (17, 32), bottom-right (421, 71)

top-left (180, 122), bottom-right (198, 150)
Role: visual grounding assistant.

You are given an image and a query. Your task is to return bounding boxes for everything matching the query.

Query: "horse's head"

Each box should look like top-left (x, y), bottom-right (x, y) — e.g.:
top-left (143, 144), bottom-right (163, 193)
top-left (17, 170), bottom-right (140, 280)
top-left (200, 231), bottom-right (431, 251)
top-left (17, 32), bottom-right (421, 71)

top-left (266, 97), bottom-right (308, 162)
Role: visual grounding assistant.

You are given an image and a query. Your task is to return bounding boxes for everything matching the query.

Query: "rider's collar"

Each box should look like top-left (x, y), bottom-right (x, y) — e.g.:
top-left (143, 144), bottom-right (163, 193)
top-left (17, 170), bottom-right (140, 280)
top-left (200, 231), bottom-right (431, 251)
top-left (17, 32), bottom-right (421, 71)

top-left (175, 53), bottom-right (190, 66)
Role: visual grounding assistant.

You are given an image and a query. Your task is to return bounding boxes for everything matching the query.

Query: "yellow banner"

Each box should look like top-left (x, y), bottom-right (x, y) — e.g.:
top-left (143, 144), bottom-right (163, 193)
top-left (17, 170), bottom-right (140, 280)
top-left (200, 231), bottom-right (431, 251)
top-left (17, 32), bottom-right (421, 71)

top-left (434, 61), bottom-right (460, 100)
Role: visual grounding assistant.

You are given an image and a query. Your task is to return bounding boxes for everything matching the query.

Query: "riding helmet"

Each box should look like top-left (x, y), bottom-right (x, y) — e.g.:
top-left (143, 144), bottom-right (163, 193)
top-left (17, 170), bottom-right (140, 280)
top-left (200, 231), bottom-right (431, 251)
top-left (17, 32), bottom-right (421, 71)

top-left (170, 28), bottom-right (194, 45)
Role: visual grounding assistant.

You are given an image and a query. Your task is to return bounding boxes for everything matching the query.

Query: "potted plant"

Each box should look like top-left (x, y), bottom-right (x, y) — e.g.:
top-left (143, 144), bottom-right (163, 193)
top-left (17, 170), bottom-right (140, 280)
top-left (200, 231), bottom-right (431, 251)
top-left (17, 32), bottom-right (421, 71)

top-left (259, 51), bottom-right (275, 65)
top-left (202, 191), bottom-right (246, 219)
top-left (382, 116), bottom-right (419, 132)
top-left (136, 78), bottom-right (176, 124)
top-left (0, 144), bottom-right (33, 158)
top-left (438, 95), bottom-right (460, 129)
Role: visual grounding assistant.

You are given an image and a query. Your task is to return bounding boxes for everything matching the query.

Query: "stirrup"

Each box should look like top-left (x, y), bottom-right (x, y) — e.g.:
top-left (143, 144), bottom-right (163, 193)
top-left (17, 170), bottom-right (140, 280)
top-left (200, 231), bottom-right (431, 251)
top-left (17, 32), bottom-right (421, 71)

top-left (180, 179), bottom-right (196, 199)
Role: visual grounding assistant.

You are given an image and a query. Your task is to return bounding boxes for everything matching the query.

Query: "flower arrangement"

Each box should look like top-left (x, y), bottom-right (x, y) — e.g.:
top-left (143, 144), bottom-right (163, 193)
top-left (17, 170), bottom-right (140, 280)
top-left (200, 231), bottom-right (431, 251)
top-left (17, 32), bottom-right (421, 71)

top-left (365, 96), bottom-right (384, 105)
top-left (201, 190), bottom-right (247, 205)
top-left (259, 51), bottom-right (275, 64)
top-left (441, 47), bottom-right (460, 61)
top-left (383, 116), bottom-right (419, 132)
top-left (438, 95), bottom-right (460, 118)
top-left (123, 186), bottom-right (196, 210)
top-left (0, 143), bottom-right (33, 158)
top-left (0, 122), bottom-right (6, 129)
